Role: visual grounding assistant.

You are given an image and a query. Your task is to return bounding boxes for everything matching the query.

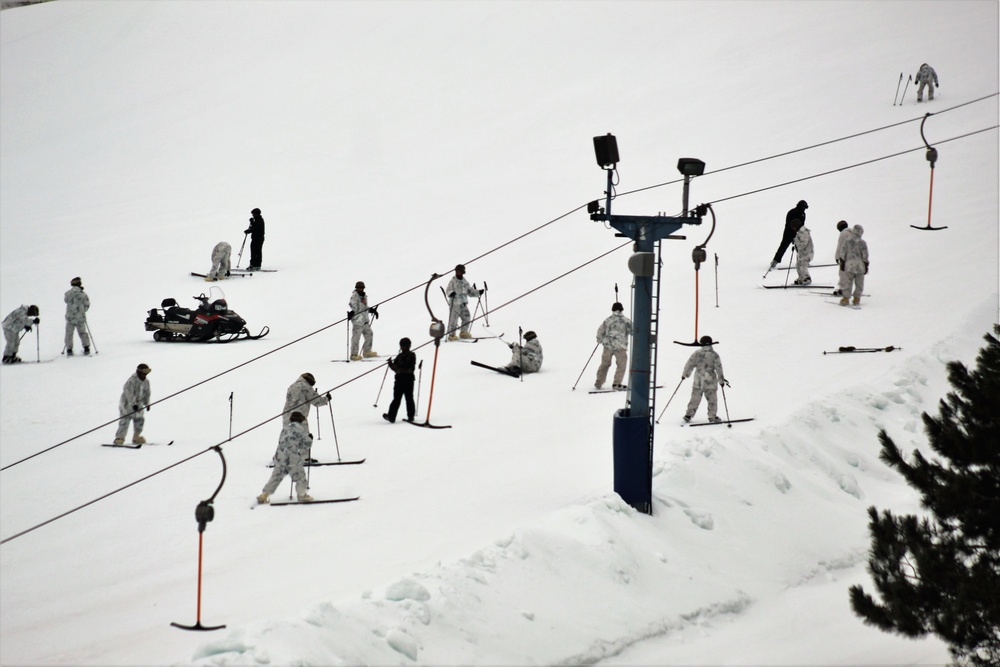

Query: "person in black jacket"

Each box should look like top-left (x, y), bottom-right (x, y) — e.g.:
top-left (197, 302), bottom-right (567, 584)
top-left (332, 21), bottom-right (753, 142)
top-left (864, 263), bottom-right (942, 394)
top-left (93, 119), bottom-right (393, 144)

top-left (244, 207), bottom-right (265, 270)
top-left (770, 200), bottom-right (808, 269)
top-left (382, 337), bottom-right (417, 423)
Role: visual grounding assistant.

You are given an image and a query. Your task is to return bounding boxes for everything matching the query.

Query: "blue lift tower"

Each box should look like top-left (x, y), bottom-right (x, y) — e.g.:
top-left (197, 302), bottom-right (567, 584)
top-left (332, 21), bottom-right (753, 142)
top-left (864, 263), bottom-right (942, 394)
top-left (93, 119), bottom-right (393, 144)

top-left (589, 133), bottom-right (705, 514)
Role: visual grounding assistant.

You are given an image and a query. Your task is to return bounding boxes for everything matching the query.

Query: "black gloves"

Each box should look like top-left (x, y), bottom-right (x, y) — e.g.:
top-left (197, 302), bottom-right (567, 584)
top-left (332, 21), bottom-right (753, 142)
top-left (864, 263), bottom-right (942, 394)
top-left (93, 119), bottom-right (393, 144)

top-left (325, 392), bottom-right (332, 401)
top-left (370, 305), bottom-right (379, 320)
top-left (449, 292), bottom-right (455, 299)
top-left (347, 310), bottom-right (354, 319)
top-left (23, 325), bottom-right (31, 332)
top-left (33, 318), bottom-right (39, 325)
top-left (132, 404), bottom-right (139, 412)
top-left (244, 228), bottom-right (252, 235)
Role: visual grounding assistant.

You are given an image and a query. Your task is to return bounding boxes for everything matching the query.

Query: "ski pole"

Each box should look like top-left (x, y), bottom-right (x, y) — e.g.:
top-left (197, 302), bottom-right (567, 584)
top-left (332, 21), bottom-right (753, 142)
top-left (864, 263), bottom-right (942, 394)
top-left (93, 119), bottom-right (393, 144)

top-left (35, 322), bottom-right (40, 363)
top-left (374, 362), bottom-right (390, 408)
top-left (518, 326), bottom-right (523, 383)
top-left (720, 380), bottom-right (732, 427)
top-left (783, 246), bottom-right (795, 287)
top-left (893, 72), bottom-right (903, 105)
top-left (900, 74), bottom-right (912, 104)
top-left (85, 319), bottom-right (98, 354)
top-left (655, 377), bottom-right (685, 423)
top-left (482, 281), bottom-right (490, 327)
top-left (714, 253), bottom-right (719, 308)
top-left (470, 284), bottom-right (482, 330)
top-left (235, 232), bottom-right (248, 268)
top-left (316, 404), bottom-right (321, 440)
top-left (415, 360), bottom-right (423, 418)
top-left (572, 343), bottom-right (600, 391)
top-left (328, 401), bottom-right (342, 462)
top-left (228, 392), bottom-right (233, 441)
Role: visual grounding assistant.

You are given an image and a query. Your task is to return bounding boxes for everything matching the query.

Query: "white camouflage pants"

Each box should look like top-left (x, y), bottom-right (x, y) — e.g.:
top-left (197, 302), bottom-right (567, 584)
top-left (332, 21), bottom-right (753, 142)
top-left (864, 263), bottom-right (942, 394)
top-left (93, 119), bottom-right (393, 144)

top-left (64, 320), bottom-right (90, 351)
top-left (263, 449), bottom-right (309, 498)
top-left (448, 301), bottom-right (471, 335)
top-left (685, 385), bottom-right (718, 420)
top-left (115, 409), bottom-right (145, 440)
top-left (838, 270), bottom-right (865, 300)
top-left (351, 321), bottom-right (373, 356)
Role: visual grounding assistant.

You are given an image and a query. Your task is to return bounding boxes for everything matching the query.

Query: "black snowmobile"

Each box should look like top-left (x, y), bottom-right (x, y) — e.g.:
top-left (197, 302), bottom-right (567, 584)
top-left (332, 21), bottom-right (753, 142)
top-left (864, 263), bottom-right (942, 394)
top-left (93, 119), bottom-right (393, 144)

top-left (145, 289), bottom-right (269, 343)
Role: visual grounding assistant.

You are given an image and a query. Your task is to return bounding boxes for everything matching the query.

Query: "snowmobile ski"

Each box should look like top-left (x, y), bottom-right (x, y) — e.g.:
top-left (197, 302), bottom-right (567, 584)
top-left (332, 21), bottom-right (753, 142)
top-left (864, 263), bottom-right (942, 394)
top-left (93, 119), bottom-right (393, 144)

top-left (684, 418), bottom-right (754, 427)
top-left (102, 440), bottom-right (174, 449)
top-left (268, 496), bottom-right (360, 506)
top-left (470, 360), bottom-right (520, 377)
top-left (823, 345), bottom-right (900, 355)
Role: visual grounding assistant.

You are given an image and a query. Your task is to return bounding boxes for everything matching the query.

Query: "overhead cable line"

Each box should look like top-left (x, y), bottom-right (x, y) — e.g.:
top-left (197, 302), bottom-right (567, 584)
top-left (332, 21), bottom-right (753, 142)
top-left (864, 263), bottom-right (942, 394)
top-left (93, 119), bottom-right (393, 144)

top-left (1, 239), bottom-right (633, 545)
top-left (4, 108), bottom-right (996, 471)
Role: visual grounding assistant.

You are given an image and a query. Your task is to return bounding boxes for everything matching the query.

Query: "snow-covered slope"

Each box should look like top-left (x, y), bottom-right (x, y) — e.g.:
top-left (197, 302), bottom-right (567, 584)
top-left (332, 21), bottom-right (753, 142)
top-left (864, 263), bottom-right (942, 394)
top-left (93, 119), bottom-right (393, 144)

top-left (1, 1), bottom-right (996, 664)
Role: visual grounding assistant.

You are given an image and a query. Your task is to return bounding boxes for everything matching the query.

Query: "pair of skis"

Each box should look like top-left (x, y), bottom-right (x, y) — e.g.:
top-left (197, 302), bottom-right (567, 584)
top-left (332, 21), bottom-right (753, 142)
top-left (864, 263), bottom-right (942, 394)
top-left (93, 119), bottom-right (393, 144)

top-left (823, 345), bottom-right (900, 355)
top-left (683, 418), bottom-right (755, 428)
top-left (101, 440), bottom-right (174, 449)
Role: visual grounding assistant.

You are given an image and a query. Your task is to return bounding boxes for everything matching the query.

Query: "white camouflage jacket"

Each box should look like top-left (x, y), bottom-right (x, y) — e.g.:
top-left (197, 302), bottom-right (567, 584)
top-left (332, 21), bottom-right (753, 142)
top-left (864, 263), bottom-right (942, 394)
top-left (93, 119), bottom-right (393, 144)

top-left (597, 312), bottom-right (632, 351)
top-left (683, 347), bottom-right (725, 390)
top-left (64, 286), bottom-right (90, 323)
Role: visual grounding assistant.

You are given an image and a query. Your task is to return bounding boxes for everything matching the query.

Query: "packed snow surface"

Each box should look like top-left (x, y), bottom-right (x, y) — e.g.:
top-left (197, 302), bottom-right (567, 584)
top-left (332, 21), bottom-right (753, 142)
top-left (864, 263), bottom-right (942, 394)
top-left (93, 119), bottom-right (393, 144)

top-left (1, 1), bottom-right (997, 665)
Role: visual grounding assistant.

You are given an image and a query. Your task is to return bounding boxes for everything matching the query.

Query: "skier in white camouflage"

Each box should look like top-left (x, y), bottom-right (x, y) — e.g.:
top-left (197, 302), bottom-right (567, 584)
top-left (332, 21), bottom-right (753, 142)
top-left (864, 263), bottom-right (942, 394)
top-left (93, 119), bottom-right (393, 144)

top-left (914, 63), bottom-right (939, 102)
top-left (791, 219), bottom-right (814, 285)
top-left (114, 363), bottom-right (151, 445)
top-left (282, 372), bottom-right (330, 429)
top-left (682, 336), bottom-right (728, 423)
top-left (205, 241), bottom-right (232, 281)
top-left (832, 220), bottom-right (850, 296)
top-left (63, 277), bottom-right (91, 355)
top-left (595, 302), bottom-right (632, 390)
top-left (348, 281), bottom-right (378, 360)
top-left (446, 264), bottom-right (483, 341)
top-left (2, 304), bottom-right (39, 364)
top-left (502, 330), bottom-right (543, 375)
top-left (257, 411), bottom-right (313, 504)
top-left (837, 224), bottom-right (869, 307)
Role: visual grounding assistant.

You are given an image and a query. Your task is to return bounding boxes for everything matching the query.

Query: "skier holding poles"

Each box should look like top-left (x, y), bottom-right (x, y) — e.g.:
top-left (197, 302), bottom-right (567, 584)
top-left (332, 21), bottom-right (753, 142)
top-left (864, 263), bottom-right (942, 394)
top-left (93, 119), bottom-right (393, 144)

top-left (348, 281), bottom-right (379, 360)
top-left (445, 264), bottom-right (483, 340)
top-left (382, 337), bottom-right (417, 423)
top-left (63, 277), bottom-right (91, 355)
top-left (282, 372), bottom-right (330, 432)
top-left (2, 304), bottom-right (39, 364)
top-left (594, 302), bottom-right (632, 390)
top-left (681, 336), bottom-right (727, 423)
top-left (257, 411), bottom-right (313, 504)
top-left (501, 329), bottom-right (542, 377)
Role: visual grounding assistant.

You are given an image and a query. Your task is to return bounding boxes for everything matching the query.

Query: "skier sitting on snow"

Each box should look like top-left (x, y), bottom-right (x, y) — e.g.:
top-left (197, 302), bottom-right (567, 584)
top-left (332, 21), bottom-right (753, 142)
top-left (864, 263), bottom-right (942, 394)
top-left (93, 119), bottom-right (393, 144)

top-left (114, 363), bottom-right (151, 445)
top-left (446, 264), bottom-right (483, 341)
top-left (2, 304), bottom-right (39, 364)
top-left (283, 372), bottom-right (330, 431)
top-left (791, 219), bottom-right (814, 285)
top-left (206, 241), bottom-right (232, 281)
top-left (503, 330), bottom-right (543, 375)
top-left (257, 411), bottom-right (313, 504)
top-left (595, 302), bottom-right (632, 390)
top-left (837, 224), bottom-right (869, 307)
top-left (64, 277), bottom-right (91, 355)
top-left (682, 336), bottom-right (727, 423)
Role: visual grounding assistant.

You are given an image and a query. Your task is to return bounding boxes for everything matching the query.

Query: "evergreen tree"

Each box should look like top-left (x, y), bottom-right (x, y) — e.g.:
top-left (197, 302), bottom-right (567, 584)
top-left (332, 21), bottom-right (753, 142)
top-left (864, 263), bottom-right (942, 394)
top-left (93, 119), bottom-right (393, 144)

top-left (850, 326), bottom-right (1000, 666)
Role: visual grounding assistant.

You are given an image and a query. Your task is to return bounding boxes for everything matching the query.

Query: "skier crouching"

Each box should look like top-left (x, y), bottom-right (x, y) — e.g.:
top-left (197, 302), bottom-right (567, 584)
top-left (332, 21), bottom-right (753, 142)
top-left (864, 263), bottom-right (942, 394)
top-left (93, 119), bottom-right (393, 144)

top-left (682, 336), bottom-right (727, 423)
top-left (258, 411), bottom-right (313, 504)
top-left (2, 304), bottom-right (39, 364)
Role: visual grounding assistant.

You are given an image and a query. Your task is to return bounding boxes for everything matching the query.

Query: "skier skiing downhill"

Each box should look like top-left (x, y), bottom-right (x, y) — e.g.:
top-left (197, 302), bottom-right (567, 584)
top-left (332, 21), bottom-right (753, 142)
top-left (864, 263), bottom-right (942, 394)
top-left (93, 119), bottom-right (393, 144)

top-left (837, 224), bottom-right (869, 306)
top-left (348, 281), bottom-right (378, 360)
top-left (791, 219), bottom-right (814, 285)
top-left (282, 372), bottom-right (330, 429)
top-left (206, 241), bottom-right (232, 281)
top-left (2, 304), bottom-right (39, 364)
top-left (257, 411), bottom-right (313, 504)
top-left (114, 363), bottom-right (151, 445)
top-left (595, 302), bottom-right (632, 390)
top-left (682, 336), bottom-right (728, 423)
top-left (446, 264), bottom-right (483, 340)
top-left (503, 331), bottom-right (543, 375)
top-left (770, 200), bottom-right (809, 269)
top-left (914, 63), bottom-right (939, 102)
top-left (64, 277), bottom-right (91, 355)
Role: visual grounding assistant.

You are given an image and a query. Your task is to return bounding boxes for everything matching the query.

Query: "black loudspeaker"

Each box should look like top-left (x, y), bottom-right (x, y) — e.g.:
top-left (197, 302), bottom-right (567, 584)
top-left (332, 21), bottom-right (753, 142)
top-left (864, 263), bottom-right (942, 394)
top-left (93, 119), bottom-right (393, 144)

top-left (593, 133), bottom-right (619, 168)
